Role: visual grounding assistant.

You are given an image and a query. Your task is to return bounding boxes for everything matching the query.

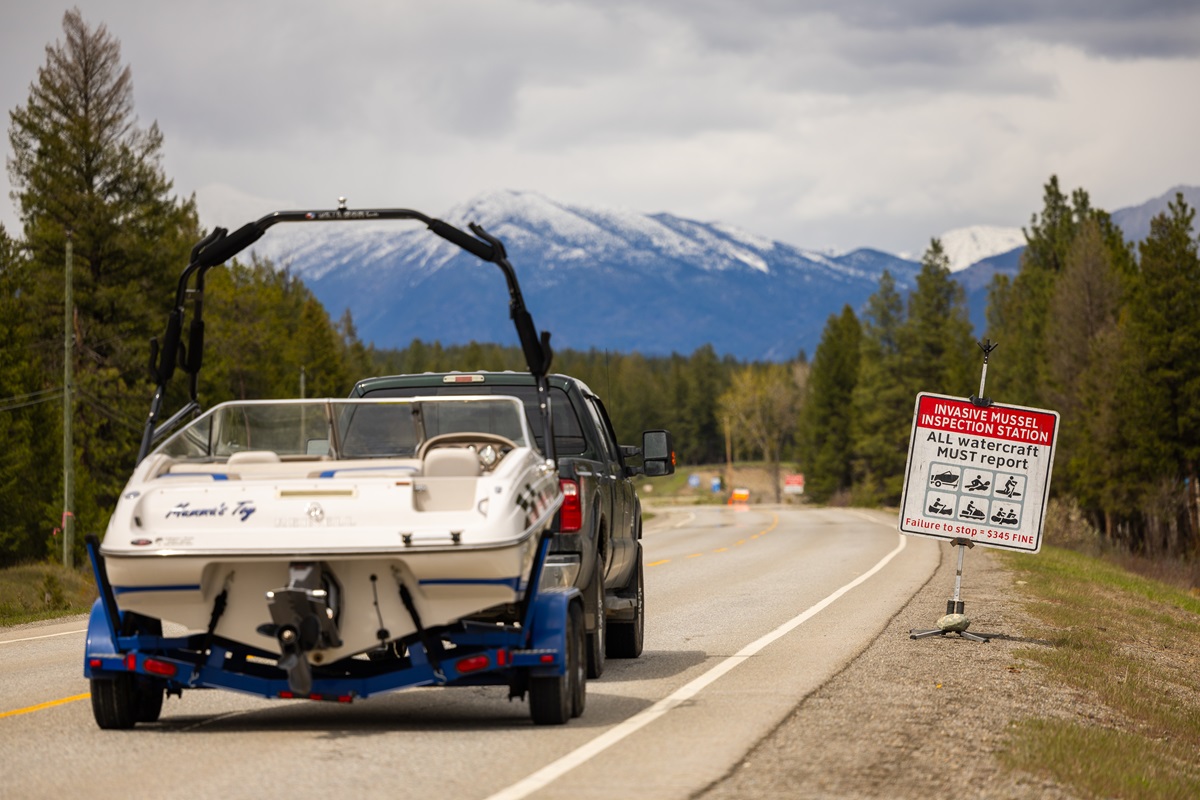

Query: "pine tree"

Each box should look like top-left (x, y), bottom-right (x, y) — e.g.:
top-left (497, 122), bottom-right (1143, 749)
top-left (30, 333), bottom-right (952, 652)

top-left (851, 271), bottom-right (912, 505)
top-left (899, 239), bottom-right (976, 398)
top-left (799, 306), bottom-right (861, 503)
top-left (1121, 194), bottom-right (1200, 554)
top-left (678, 345), bottom-right (726, 464)
top-left (1043, 218), bottom-right (1124, 522)
top-left (987, 177), bottom-right (1073, 405)
top-left (5, 10), bottom-right (199, 562)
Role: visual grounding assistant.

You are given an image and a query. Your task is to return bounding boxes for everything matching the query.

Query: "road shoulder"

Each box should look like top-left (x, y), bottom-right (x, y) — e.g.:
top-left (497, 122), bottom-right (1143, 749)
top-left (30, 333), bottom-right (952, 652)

top-left (699, 541), bottom-right (1087, 799)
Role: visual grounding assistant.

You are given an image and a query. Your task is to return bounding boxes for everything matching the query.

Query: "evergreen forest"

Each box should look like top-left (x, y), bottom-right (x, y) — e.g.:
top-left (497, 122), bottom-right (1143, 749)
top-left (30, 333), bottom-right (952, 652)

top-left (1, 11), bottom-right (1197, 566)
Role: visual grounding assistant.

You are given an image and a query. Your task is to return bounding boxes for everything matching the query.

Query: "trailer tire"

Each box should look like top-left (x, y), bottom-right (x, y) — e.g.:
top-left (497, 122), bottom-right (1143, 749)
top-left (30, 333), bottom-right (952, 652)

top-left (135, 679), bottom-right (165, 723)
top-left (585, 559), bottom-right (606, 679)
top-left (91, 675), bottom-right (138, 730)
top-left (607, 543), bottom-right (643, 659)
top-left (529, 601), bottom-right (585, 725)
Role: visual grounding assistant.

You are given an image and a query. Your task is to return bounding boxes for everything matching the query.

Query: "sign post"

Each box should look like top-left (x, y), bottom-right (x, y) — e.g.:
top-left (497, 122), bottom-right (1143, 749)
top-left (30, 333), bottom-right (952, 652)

top-left (900, 341), bottom-right (1059, 641)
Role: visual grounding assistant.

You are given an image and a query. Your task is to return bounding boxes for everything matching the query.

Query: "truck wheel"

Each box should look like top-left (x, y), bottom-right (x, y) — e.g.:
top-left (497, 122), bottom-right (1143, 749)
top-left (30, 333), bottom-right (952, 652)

top-left (91, 675), bottom-right (138, 729)
top-left (586, 560), bottom-right (606, 679)
top-left (529, 601), bottom-right (585, 725)
top-left (607, 545), bottom-right (643, 659)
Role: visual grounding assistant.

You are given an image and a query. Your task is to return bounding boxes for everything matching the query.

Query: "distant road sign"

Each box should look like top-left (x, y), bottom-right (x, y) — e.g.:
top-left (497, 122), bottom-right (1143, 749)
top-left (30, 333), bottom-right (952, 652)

top-left (784, 473), bottom-right (805, 495)
top-left (899, 392), bottom-right (1059, 553)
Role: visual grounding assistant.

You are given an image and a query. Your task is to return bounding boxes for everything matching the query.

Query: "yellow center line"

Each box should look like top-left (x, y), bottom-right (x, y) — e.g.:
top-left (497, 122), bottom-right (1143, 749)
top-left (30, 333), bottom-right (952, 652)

top-left (1, 692), bottom-right (90, 719)
top-left (651, 512), bottom-right (780, 567)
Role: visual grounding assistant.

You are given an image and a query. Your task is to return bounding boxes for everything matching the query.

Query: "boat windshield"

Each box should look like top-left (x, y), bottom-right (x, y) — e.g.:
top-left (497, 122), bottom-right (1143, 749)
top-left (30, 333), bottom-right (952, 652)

top-left (155, 397), bottom-right (531, 460)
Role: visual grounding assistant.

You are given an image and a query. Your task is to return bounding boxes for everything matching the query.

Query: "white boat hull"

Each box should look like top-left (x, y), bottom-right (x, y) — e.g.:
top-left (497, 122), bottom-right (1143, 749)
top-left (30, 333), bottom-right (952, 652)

top-left (101, 437), bottom-right (561, 663)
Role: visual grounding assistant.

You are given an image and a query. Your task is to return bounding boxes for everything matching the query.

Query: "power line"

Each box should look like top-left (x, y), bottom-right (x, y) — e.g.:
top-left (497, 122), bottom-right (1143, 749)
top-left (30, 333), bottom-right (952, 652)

top-left (0, 388), bottom-right (64, 413)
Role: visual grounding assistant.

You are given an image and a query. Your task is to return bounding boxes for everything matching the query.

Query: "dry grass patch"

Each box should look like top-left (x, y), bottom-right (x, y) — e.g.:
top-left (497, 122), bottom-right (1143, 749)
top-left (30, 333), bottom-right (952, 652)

top-left (0, 563), bottom-right (96, 626)
top-left (999, 546), bottom-right (1200, 799)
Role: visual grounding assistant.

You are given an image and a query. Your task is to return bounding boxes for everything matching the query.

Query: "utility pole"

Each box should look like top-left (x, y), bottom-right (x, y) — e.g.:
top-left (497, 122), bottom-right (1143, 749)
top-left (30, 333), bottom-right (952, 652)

top-left (62, 233), bottom-right (75, 568)
top-left (723, 414), bottom-right (733, 492)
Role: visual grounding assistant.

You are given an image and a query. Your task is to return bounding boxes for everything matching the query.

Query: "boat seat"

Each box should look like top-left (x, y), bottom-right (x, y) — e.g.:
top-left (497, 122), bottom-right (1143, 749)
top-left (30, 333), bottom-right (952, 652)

top-left (423, 447), bottom-right (480, 477)
top-left (227, 450), bottom-right (281, 464)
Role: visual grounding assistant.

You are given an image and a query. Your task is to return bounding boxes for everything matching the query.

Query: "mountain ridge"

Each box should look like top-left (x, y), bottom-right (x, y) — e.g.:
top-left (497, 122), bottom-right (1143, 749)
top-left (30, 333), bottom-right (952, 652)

top-left (197, 185), bottom-right (1197, 361)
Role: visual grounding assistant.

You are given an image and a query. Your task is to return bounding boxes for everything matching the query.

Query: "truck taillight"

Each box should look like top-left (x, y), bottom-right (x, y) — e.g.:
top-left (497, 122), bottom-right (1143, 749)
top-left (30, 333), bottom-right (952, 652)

top-left (559, 479), bottom-right (582, 532)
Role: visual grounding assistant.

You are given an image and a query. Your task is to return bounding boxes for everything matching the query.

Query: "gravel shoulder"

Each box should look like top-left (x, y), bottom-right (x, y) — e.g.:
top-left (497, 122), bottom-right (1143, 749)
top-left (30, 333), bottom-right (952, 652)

top-left (698, 541), bottom-right (1092, 800)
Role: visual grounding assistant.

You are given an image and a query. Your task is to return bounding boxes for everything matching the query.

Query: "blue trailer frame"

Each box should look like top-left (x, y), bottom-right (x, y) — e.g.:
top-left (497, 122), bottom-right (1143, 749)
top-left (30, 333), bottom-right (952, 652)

top-left (84, 533), bottom-right (585, 725)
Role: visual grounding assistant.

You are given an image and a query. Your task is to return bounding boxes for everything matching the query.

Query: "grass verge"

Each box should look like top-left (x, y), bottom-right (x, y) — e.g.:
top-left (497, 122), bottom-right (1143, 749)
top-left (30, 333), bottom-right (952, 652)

top-left (0, 563), bottom-right (97, 627)
top-left (998, 546), bottom-right (1200, 799)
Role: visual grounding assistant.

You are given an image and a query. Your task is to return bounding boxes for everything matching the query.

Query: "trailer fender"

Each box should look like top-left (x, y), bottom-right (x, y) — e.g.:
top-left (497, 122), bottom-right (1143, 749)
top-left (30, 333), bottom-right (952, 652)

top-left (526, 587), bottom-right (581, 676)
top-left (84, 598), bottom-right (120, 678)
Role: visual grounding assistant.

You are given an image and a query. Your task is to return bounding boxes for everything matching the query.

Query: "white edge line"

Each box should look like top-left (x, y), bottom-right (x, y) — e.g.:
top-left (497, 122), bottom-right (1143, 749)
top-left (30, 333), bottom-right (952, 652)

top-left (673, 512), bottom-right (696, 529)
top-left (0, 628), bottom-right (87, 645)
top-left (484, 532), bottom-right (908, 800)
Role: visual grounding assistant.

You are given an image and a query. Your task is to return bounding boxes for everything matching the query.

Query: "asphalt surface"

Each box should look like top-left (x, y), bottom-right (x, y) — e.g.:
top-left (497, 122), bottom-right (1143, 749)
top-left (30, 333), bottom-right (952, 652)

top-left (1, 506), bottom-right (941, 799)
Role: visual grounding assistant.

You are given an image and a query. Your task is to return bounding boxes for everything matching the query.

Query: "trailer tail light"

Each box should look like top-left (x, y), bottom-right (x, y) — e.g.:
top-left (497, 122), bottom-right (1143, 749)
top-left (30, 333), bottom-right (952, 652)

top-left (456, 655), bottom-right (490, 674)
top-left (559, 480), bottom-right (582, 532)
top-left (144, 658), bottom-right (178, 678)
top-left (124, 653), bottom-right (136, 671)
top-left (89, 658), bottom-right (102, 669)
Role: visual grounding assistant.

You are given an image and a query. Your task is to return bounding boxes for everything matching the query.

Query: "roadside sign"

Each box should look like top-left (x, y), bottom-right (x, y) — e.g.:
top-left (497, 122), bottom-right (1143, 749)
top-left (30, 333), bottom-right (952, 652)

top-left (899, 392), bottom-right (1059, 553)
top-left (783, 473), bottom-right (805, 495)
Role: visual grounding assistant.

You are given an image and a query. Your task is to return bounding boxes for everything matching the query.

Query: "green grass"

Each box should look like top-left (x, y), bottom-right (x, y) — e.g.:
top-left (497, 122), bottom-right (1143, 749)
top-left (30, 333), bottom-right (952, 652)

top-left (998, 546), bottom-right (1200, 799)
top-left (0, 563), bottom-right (97, 627)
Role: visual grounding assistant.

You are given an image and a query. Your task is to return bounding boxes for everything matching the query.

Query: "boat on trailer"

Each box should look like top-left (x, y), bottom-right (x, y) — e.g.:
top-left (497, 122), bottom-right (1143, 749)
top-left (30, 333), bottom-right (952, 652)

top-left (85, 204), bottom-right (589, 727)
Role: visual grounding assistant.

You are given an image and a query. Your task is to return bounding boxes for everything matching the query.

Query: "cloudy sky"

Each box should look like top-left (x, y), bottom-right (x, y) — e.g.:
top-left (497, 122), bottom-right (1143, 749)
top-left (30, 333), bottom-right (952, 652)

top-left (2, 1), bottom-right (1198, 256)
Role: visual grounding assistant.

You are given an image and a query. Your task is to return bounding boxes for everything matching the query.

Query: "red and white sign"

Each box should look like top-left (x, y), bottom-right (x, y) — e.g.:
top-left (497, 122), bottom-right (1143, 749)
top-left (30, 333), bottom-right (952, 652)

top-left (899, 393), bottom-right (1059, 553)
top-left (783, 473), bottom-right (805, 495)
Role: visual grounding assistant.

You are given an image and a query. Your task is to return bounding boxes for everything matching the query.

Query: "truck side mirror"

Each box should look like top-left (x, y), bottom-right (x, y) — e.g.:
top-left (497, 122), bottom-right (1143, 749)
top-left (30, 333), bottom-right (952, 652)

top-left (642, 430), bottom-right (676, 477)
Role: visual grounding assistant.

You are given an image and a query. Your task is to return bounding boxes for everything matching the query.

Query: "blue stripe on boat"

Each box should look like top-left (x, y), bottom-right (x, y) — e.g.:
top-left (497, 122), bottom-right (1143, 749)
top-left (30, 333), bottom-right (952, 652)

top-left (113, 584), bottom-right (201, 594)
top-left (318, 466), bottom-right (419, 478)
top-left (159, 473), bottom-right (229, 480)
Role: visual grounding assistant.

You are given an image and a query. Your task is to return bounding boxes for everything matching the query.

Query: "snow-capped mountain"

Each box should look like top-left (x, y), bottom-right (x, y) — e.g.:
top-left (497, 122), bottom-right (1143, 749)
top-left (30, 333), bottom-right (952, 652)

top-left (233, 189), bottom-right (921, 361)
top-left (939, 225), bottom-right (1025, 272)
top-left (193, 185), bottom-right (1196, 361)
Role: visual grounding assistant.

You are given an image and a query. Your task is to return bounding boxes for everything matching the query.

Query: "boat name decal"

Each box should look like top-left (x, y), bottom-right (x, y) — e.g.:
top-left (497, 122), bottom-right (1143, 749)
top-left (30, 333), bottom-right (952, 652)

top-left (165, 500), bottom-right (257, 522)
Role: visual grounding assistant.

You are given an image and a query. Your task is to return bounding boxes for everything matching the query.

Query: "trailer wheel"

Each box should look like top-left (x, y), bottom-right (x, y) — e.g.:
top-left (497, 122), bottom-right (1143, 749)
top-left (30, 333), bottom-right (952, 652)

top-left (529, 601), bottom-right (585, 725)
top-left (91, 674), bottom-right (164, 729)
top-left (585, 559), bottom-right (606, 679)
top-left (135, 679), bottom-right (165, 723)
top-left (91, 675), bottom-right (138, 730)
top-left (607, 544), bottom-right (643, 659)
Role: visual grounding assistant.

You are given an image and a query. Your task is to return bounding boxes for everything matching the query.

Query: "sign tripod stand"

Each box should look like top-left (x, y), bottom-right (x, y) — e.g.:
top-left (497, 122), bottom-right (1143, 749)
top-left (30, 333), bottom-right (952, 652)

top-left (909, 339), bottom-right (998, 644)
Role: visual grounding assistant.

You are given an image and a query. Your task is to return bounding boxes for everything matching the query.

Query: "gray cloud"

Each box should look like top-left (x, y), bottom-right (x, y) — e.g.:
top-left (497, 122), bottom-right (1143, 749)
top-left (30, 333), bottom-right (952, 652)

top-left (2, 0), bottom-right (1197, 254)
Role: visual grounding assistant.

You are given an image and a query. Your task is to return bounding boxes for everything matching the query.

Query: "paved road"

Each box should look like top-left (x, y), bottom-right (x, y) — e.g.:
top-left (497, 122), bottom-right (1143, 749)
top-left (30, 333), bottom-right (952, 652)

top-left (0, 506), bottom-right (938, 799)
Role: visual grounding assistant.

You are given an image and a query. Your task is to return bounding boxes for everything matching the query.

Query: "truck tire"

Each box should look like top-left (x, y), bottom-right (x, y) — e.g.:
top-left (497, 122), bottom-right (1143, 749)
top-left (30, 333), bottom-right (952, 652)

top-left (607, 543), bottom-right (643, 659)
top-left (586, 559), bottom-right (606, 679)
top-left (529, 601), bottom-right (585, 725)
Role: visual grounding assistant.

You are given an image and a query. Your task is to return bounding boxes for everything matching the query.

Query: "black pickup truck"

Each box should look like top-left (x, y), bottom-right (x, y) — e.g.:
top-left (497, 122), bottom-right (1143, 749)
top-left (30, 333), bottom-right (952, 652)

top-left (351, 371), bottom-right (674, 678)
